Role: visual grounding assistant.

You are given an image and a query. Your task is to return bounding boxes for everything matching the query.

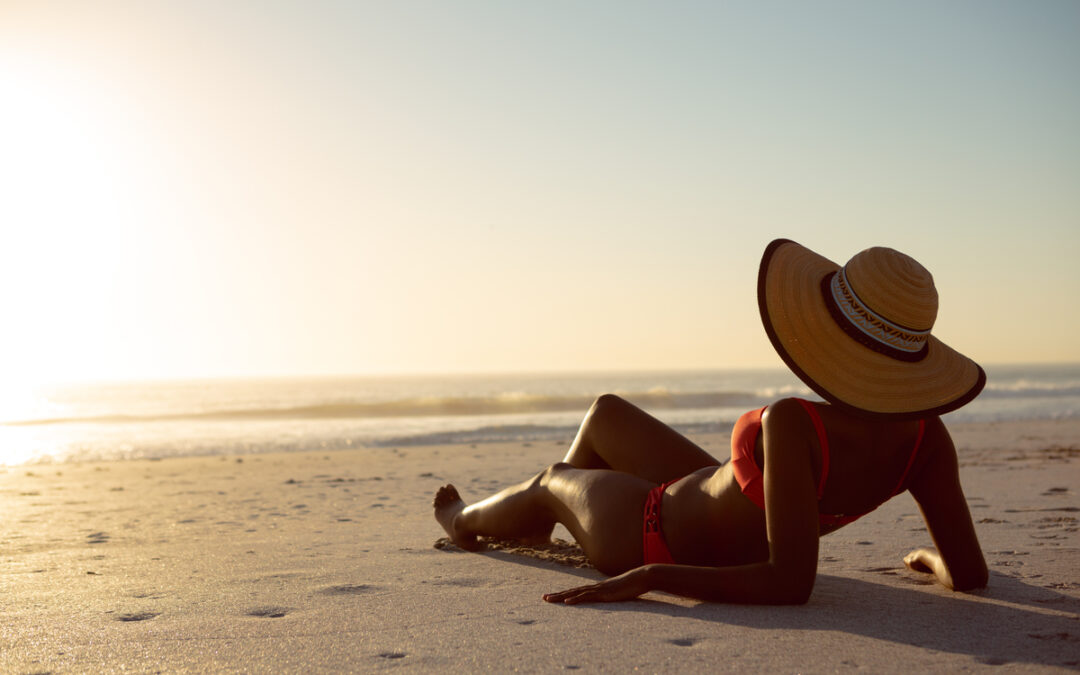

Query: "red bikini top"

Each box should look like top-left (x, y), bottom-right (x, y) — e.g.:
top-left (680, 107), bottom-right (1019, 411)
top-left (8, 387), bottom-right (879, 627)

top-left (730, 398), bottom-right (925, 527)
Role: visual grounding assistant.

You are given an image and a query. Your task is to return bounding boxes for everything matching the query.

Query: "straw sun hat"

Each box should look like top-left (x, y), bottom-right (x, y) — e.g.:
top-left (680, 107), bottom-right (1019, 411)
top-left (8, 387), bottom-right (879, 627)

top-left (758, 239), bottom-right (985, 419)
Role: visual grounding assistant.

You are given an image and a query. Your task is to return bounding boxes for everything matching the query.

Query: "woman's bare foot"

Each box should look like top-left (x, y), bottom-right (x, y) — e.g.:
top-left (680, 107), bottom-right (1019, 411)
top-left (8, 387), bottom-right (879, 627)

top-left (433, 484), bottom-right (481, 551)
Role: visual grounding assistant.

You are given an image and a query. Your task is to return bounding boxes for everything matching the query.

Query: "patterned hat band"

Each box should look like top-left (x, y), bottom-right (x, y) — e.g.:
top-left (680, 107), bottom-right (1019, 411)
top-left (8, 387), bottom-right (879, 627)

top-left (820, 269), bottom-right (930, 363)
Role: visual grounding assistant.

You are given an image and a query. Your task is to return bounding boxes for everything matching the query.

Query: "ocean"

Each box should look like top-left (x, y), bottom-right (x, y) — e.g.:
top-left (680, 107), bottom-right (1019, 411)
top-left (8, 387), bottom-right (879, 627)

top-left (1, 364), bottom-right (1077, 466)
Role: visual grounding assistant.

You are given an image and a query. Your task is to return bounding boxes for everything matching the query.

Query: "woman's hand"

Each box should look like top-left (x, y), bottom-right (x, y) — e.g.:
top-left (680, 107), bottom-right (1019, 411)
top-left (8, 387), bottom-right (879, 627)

top-left (903, 547), bottom-right (938, 575)
top-left (543, 567), bottom-right (652, 604)
top-left (903, 547), bottom-right (960, 589)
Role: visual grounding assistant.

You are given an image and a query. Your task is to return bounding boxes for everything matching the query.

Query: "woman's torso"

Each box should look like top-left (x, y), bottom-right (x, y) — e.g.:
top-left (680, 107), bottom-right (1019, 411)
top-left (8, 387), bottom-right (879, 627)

top-left (658, 400), bottom-right (943, 567)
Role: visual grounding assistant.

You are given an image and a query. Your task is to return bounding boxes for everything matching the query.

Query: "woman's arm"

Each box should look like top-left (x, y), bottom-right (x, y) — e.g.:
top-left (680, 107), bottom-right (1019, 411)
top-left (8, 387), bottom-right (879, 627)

top-left (904, 418), bottom-right (988, 591)
top-left (545, 398), bottom-right (822, 605)
top-left (543, 558), bottom-right (812, 605)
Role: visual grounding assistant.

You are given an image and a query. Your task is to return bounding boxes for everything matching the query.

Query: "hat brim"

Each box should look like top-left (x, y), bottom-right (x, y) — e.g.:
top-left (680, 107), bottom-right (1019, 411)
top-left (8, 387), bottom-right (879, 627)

top-left (758, 239), bottom-right (986, 419)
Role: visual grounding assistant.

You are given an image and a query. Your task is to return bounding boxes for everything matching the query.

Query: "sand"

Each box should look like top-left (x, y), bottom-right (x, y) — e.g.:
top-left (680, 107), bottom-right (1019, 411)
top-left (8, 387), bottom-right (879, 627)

top-left (1, 419), bottom-right (1078, 673)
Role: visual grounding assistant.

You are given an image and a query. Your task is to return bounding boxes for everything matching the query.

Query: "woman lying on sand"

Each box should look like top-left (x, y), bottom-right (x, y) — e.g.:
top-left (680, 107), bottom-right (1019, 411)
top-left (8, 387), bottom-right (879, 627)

top-left (434, 239), bottom-right (989, 604)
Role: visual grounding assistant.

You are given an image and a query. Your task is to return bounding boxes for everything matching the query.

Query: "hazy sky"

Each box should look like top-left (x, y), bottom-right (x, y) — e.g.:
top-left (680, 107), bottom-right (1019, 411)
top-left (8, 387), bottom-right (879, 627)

top-left (1, 1), bottom-right (1078, 384)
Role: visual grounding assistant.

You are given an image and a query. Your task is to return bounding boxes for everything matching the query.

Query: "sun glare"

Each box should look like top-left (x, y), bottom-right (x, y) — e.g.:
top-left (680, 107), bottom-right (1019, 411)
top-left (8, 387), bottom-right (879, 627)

top-left (1, 51), bottom-right (156, 387)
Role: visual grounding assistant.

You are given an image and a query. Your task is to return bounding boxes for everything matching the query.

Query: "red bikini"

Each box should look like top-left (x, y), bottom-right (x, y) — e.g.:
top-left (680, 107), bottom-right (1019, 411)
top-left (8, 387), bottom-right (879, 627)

top-left (642, 479), bottom-right (678, 564)
top-left (731, 398), bottom-right (925, 526)
top-left (641, 399), bottom-right (926, 565)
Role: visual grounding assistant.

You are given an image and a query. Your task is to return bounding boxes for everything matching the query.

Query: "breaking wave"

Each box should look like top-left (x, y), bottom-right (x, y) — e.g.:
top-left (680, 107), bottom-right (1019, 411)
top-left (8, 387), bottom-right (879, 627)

top-left (5, 390), bottom-right (767, 427)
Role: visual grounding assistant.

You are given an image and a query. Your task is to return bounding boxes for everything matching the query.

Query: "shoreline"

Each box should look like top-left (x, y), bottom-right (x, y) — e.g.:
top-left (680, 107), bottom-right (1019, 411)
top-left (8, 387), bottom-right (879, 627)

top-left (6, 413), bottom-right (1079, 470)
top-left (6, 362), bottom-right (1078, 467)
top-left (2, 418), bottom-right (1078, 671)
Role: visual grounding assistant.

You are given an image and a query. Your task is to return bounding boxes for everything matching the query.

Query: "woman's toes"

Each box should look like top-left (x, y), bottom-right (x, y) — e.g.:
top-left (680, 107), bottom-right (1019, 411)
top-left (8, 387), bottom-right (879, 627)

top-left (433, 484), bottom-right (462, 508)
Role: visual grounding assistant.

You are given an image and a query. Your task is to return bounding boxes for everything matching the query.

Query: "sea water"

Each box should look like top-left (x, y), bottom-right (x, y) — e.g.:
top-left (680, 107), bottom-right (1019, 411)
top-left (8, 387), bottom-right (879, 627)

top-left (1, 364), bottom-right (1077, 466)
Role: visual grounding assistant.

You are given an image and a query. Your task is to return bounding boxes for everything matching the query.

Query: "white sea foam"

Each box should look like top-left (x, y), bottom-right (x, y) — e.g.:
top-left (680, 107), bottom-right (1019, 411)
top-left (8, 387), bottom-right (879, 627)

top-left (1, 364), bottom-right (1076, 465)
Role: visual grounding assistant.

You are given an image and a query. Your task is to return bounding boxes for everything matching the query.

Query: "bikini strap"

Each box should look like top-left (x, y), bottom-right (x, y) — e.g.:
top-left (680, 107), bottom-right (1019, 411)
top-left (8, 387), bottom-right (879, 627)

top-left (889, 419), bottom-right (926, 496)
top-left (794, 398), bottom-right (829, 499)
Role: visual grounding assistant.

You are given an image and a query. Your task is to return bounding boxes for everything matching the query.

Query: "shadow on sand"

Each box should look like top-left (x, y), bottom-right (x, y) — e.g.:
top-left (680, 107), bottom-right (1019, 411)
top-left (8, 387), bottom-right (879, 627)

top-left (444, 542), bottom-right (1080, 670)
top-left (603, 572), bottom-right (1077, 669)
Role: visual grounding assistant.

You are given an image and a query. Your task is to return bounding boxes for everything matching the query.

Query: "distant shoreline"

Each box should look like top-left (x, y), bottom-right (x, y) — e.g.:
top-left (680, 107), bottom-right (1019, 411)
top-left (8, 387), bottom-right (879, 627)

top-left (2, 365), bottom-right (1078, 466)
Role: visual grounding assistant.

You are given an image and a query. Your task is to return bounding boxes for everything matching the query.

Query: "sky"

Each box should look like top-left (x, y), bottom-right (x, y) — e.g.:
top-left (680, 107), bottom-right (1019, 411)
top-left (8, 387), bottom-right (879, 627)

top-left (1, 0), bottom-right (1078, 385)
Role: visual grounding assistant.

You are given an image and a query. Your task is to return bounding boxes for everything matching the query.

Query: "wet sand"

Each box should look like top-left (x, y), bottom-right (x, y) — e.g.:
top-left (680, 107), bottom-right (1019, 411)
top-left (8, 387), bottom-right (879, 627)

top-left (1, 419), bottom-right (1078, 672)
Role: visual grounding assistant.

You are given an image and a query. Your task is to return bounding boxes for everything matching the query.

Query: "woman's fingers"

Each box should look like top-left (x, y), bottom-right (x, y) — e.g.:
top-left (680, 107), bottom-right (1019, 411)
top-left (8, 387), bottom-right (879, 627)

top-left (903, 549), bottom-right (932, 573)
top-left (544, 574), bottom-right (645, 604)
top-left (543, 587), bottom-right (589, 603)
top-left (543, 583), bottom-right (603, 604)
top-left (562, 591), bottom-right (594, 604)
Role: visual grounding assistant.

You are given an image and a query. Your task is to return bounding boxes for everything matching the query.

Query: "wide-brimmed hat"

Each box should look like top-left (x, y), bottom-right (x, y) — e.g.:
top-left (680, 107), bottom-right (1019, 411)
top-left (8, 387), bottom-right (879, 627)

top-left (758, 238), bottom-right (985, 419)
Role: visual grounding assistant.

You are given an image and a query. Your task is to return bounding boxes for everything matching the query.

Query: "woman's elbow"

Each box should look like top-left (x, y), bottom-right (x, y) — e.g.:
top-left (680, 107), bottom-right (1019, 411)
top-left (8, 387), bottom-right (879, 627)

top-left (951, 566), bottom-right (989, 592)
top-left (767, 568), bottom-right (815, 605)
top-left (775, 583), bottom-right (813, 605)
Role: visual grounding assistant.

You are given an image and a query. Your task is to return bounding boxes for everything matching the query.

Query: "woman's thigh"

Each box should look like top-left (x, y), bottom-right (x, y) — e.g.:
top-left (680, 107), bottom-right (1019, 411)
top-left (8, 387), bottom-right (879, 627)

top-left (543, 464), bottom-right (654, 575)
top-left (567, 394), bottom-right (721, 483)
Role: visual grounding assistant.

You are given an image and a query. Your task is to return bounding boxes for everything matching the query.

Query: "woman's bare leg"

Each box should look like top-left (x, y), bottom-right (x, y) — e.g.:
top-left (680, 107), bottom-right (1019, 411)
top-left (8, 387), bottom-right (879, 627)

top-left (434, 463), bottom-right (652, 575)
top-left (563, 394), bottom-right (721, 482)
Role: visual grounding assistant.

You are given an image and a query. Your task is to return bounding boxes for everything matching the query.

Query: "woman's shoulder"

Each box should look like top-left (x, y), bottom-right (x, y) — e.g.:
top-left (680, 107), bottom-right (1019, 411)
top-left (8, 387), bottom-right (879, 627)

top-left (908, 415), bottom-right (958, 472)
top-left (760, 396), bottom-right (812, 419)
top-left (760, 397), bottom-right (954, 451)
top-left (758, 398), bottom-right (824, 462)
top-left (758, 398), bottom-right (821, 444)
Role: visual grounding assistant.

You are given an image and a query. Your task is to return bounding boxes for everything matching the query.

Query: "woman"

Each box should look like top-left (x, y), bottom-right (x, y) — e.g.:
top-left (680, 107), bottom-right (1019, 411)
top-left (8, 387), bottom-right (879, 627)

top-left (433, 239), bottom-right (989, 604)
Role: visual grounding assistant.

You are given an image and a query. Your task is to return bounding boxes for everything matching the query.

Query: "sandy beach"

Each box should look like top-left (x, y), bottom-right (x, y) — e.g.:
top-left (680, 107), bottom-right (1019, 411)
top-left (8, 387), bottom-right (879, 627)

top-left (2, 418), bottom-right (1078, 673)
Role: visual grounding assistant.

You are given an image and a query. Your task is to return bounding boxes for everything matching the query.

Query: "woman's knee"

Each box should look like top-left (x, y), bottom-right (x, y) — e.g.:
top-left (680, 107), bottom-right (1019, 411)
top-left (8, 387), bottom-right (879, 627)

top-left (538, 461), bottom-right (574, 488)
top-left (593, 393), bottom-right (630, 413)
top-left (587, 394), bottom-right (635, 429)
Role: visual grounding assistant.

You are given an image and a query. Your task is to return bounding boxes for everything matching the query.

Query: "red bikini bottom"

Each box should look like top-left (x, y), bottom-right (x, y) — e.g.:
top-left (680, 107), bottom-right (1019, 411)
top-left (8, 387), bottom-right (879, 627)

top-left (642, 479), bottom-right (678, 564)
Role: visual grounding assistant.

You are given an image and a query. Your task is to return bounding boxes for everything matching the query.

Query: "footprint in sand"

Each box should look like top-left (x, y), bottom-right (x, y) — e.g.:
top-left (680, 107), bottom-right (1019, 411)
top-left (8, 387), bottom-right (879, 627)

top-left (1035, 516), bottom-right (1078, 525)
top-left (247, 606), bottom-right (290, 618)
top-left (1028, 632), bottom-right (1080, 642)
top-left (668, 637), bottom-right (698, 647)
top-left (319, 584), bottom-right (376, 596)
top-left (116, 612), bottom-right (159, 622)
top-left (86, 532), bottom-right (110, 545)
